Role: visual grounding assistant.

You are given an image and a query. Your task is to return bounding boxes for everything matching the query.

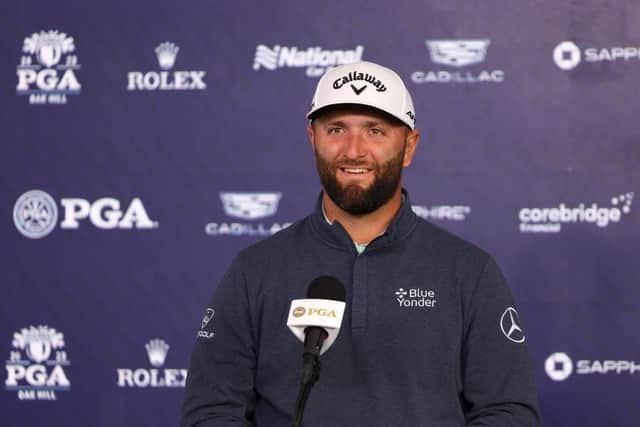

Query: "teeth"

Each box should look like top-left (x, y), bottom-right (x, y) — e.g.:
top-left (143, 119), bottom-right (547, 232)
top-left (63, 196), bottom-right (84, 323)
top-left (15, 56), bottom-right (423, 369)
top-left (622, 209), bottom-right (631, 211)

top-left (343, 168), bottom-right (369, 174)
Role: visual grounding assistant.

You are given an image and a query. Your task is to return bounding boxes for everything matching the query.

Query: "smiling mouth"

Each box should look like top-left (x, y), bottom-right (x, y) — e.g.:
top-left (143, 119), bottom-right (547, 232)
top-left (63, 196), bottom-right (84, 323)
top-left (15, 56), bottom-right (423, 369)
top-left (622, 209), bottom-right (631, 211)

top-left (340, 167), bottom-right (372, 175)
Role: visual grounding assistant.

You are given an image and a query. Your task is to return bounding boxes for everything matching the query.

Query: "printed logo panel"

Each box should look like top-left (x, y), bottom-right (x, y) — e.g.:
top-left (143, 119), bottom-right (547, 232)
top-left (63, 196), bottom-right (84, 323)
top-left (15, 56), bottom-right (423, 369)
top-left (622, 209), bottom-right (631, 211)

top-left (5, 326), bottom-right (71, 400)
top-left (412, 204), bottom-right (471, 222)
top-left (412, 38), bottom-right (504, 84)
top-left (13, 190), bottom-right (58, 239)
top-left (116, 339), bottom-right (187, 388)
top-left (13, 190), bottom-right (159, 238)
top-left (127, 41), bottom-right (206, 91)
top-left (16, 30), bottom-right (81, 105)
top-left (518, 192), bottom-right (633, 233)
top-left (545, 352), bottom-right (640, 381)
top-left (426, 39), bottom-right (489, 67)
top-left (253, 44), bottom-right (364, 77)
top-left (205, 192), bottom-right (291, 237)
top-left (553, 40), bottom-right (640, 71)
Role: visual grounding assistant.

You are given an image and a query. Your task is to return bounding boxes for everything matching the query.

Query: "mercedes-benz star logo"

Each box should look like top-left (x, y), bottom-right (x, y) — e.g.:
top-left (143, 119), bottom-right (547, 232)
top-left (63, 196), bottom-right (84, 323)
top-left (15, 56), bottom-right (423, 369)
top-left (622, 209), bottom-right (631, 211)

top-left (500, 307), bottom-right (525, 343)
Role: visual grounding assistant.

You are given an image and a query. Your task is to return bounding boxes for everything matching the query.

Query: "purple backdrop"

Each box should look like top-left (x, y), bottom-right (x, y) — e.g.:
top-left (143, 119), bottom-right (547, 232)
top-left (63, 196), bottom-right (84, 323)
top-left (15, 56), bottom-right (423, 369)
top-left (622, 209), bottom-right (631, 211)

top-left (1, 1), bottom-right (639, 426)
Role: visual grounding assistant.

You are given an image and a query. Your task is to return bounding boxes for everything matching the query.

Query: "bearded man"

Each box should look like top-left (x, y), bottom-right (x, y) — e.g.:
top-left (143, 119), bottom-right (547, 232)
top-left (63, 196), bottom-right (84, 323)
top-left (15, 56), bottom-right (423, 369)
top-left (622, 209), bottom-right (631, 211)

top-left (181, 61), bottom-right (540, 427)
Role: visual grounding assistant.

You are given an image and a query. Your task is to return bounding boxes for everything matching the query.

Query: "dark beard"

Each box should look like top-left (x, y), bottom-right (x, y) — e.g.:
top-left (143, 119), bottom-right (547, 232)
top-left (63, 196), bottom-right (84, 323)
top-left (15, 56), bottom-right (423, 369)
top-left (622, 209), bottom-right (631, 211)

top-left (315, 147), bottom-right (405, 216)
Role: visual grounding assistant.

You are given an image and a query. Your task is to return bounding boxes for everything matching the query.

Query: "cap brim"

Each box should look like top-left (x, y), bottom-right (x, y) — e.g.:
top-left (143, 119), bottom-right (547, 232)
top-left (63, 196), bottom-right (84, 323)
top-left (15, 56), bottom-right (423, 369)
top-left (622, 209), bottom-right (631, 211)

top-left (307, 103), bottom-right (411, 129)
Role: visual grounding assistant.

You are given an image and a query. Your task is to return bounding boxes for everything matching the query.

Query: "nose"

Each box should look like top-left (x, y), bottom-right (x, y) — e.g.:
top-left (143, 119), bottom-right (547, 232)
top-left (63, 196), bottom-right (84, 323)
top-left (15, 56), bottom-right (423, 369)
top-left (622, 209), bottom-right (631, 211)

top-left (343, 131), bottom-right (367, 159)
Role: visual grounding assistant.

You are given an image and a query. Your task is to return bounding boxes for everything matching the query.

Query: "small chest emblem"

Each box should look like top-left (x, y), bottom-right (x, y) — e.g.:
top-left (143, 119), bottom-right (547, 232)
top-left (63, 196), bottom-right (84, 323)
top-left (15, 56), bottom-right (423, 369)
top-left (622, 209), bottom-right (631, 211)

top-left (395, 288), bottom-right (437, 308)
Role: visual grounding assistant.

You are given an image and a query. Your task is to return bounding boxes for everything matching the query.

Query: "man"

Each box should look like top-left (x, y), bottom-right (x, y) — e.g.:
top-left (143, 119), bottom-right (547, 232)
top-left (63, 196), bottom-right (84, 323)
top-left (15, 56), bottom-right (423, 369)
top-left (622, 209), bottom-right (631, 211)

top-left (182, 61), bottom-right (540, 426)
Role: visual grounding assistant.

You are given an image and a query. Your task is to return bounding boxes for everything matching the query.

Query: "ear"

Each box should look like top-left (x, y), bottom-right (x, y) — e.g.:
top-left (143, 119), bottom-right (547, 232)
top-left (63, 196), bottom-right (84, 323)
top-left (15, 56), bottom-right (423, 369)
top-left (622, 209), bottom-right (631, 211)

top-left (402, 128), bottom-right (420, 167)
top-left (307, 123), bottom-right (316, 150)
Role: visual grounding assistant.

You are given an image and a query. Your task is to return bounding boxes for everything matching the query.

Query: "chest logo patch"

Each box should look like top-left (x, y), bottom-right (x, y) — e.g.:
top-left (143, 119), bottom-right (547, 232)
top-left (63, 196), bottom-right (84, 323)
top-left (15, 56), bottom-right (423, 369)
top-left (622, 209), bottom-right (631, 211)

top-left (395, 288), bottom-right (437, 308)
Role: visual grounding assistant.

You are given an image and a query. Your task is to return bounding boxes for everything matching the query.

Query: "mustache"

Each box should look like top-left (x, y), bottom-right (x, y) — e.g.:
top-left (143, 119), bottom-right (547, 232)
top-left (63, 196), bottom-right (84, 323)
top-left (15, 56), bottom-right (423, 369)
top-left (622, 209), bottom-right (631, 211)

top-left (334, 160), bottom-right (375, 169)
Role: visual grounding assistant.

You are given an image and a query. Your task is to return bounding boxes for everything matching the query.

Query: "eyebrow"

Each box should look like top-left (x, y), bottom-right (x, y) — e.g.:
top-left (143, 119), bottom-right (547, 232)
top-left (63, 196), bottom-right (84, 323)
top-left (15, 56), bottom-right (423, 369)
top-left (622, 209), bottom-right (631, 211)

top-left (323, 119), bottom-right (384, 128)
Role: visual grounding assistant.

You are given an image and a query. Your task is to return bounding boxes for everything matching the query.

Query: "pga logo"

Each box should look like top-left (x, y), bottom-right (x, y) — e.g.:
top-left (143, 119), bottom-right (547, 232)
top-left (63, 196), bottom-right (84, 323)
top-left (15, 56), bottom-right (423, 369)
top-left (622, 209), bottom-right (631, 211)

top-left (292, 306), bottom-right (338, 318)
top-left (60, 197), bottom-right (158, 229)
top-left (5, 325), bottom-right (71, 400)
top-left (16, 30), bottom-right (82, 104)
top-left (13, 190), bottom-right (158, 238)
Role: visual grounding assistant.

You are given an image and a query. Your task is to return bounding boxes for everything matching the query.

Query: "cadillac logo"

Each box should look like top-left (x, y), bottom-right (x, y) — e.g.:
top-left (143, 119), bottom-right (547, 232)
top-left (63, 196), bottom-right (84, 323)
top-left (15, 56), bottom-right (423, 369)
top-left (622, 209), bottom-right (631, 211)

top-left (426, 39), bottom-right (490, 67)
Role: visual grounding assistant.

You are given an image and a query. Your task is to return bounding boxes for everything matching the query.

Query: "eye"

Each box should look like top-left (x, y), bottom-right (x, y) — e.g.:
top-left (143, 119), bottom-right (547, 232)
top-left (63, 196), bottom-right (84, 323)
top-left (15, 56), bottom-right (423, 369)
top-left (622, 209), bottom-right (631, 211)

top-left (327, 127), bottom-right (343, 135)
top-left (369, 127), bottom-right (385, 136)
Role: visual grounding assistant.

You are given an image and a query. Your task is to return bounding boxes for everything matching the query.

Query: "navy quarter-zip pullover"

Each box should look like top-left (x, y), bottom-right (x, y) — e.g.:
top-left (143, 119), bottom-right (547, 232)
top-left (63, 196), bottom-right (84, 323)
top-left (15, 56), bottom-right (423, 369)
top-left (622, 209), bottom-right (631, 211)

top-left (182, 191), bottom-right (540, 426)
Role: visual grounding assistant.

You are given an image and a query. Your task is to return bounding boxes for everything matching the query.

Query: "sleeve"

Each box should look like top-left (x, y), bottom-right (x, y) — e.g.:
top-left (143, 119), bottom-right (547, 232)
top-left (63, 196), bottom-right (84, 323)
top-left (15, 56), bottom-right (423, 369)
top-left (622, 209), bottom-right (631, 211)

top-left (461, 256), bottom-right (541, 427)
top-left (181, 255), bottom-right (257, 427)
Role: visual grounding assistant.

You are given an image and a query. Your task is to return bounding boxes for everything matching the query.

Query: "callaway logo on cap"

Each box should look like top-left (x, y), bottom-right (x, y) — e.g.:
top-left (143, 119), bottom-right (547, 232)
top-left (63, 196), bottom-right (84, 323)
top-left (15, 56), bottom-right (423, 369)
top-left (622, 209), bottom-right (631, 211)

top-left (307, 61), bottom-right (416, 129)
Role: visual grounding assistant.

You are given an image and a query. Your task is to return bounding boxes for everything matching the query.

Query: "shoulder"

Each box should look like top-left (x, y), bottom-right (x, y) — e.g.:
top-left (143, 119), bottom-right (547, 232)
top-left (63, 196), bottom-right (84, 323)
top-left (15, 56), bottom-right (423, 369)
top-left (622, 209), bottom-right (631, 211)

top-left (405, 217), bottom-right (502, 288)
top-left (413, 217), bottom-right (489, 260)
top-left (408, 219), bottom-right (512, 308)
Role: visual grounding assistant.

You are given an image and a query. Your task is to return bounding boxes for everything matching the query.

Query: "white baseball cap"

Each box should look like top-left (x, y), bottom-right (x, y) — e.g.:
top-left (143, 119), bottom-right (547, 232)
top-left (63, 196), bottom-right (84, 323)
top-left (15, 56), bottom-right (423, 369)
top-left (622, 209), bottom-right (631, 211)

top-left (307, 61), bottom-right (416, 129)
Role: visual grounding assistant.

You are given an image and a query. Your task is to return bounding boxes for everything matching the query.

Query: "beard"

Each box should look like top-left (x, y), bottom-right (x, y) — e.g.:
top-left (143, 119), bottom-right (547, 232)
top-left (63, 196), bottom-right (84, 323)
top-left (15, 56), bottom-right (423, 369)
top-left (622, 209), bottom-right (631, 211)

top-left (315, 147), bottom-right (405, 216)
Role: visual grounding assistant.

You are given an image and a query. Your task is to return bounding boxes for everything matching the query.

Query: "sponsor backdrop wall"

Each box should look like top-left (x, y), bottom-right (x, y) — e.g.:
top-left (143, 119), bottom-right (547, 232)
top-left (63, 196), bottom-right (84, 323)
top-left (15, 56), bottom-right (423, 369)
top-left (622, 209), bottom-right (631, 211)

top-left (1, 1), bottom-right (638, 426)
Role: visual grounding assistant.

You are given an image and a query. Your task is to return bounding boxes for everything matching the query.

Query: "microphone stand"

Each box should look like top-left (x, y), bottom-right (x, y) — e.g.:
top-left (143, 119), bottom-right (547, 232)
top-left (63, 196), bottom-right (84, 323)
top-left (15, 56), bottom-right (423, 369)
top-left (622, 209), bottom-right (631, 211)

top-left (292, 326), bottom-right (325, 427)
top-left (292, 352), bottom-right (320, 427)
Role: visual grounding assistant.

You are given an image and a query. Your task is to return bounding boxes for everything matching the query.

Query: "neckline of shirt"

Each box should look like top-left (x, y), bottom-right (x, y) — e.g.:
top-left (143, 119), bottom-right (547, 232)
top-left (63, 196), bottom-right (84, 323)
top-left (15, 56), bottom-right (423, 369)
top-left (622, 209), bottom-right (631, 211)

top-left (321, 194), bottom-right (407, 255)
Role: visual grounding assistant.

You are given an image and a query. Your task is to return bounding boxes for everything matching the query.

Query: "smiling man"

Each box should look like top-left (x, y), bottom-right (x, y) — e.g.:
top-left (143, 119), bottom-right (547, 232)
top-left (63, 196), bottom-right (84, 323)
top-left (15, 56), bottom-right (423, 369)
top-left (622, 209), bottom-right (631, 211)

top-left (182, 61), bottom-right (540, 427)
top-left (309, 105), bottom-right (417, 246)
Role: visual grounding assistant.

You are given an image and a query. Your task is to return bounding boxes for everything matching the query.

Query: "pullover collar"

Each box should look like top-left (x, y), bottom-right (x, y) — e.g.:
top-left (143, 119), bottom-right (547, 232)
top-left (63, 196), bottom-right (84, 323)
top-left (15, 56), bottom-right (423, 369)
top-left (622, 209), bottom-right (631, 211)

top-left (309, 188), bottom-right (419, 254)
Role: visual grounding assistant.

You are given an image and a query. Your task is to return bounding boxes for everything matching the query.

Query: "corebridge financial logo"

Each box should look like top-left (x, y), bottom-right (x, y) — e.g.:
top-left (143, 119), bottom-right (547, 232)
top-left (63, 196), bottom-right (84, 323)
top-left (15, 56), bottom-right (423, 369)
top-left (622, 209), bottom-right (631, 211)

top-left (205, 192), bottom-right (292, 237)
top-left (545, 352), bottom-right (640, 382)
top-left (117, 338), bottom-right (187, 388)
top-left (412, 39), bottom-right (505, 84)
top-left (5, 325), bottom-right (71, 400)
top-left (16, 30), bottom-right (81, 104)
top-left (253, 44), bottom-right (364, 77)
top-left (518, 192), bottom-right (633, 233)
top-left (127, 41), bottom-right (206, 91)
top-left (13, 189), bottom-right (159, 239)
top-left (553, 40), bottom-right (640, 71)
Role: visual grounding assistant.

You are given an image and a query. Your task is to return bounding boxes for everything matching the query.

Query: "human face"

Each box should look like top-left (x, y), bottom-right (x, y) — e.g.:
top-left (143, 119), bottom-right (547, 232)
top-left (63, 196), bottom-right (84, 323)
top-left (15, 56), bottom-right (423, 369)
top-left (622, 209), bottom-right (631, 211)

top-left (308, 107), bottom-right (419, 216)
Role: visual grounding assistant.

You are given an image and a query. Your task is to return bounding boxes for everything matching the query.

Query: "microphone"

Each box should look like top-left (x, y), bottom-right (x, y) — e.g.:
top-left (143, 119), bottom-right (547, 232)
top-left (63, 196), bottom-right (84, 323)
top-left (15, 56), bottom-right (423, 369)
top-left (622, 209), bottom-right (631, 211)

top-left (286, 276), bottom-right (346, 427)
top-left (287, 276), bottom-right (346, 357)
